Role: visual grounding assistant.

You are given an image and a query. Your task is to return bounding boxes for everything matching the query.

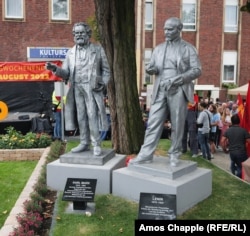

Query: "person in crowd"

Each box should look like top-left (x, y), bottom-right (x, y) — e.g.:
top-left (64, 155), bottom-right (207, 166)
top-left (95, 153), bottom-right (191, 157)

top-left (197, 102), bottom-right (212, 161)
top-left (215, 98), bottom-right (220, 105)
top-left (215, 104), bottom-right (223, 149)
top-left (130, 17), bottom-right (201, 166)
top-left (204, 98), bottom-right (209, 104)
top-left (51, 90), bottom-right (66, 140)
top-left (227, 100), bottom-right (233, 110)
top-left (182, 96), bottom-right (199, 158)
top-left (221, 114), bottom-right (250, 178)
top-left (139, 96), bottom-right (146, 113)
top-left (209, 97), bottom-right (214, 104)
top-left (221, 102), bottom-right (228, 111)
top-left (220, 107), bottom-right (232, 139)
top-left (46, 22), bottom-right (110, 156)
top-left (208, 103), bottom-right (220, 158)
top-left (230, 103), bottom-right (238, 116)
top-left (161, 120), bottom-right (172, 139)
top-left (142, 113), bottom-right (149, 129)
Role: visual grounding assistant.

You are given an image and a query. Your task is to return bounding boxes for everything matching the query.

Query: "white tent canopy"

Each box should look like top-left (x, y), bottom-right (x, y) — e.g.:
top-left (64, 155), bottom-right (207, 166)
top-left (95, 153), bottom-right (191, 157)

top-left (227, 83), bottom-right (249, 96)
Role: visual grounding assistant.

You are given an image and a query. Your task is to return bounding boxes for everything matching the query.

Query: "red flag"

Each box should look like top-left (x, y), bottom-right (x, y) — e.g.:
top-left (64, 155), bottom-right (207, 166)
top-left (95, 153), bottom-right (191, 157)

top-left (187, 94), bottom-right (199, 110)
top-left (241, 81), bottom-right (250, 157)
top-left (242, 82), bottom-right (250, 132)
top-left (237, 93), bottom-right (244, 126)
top-left (194, 94), bottom-right (199, 103)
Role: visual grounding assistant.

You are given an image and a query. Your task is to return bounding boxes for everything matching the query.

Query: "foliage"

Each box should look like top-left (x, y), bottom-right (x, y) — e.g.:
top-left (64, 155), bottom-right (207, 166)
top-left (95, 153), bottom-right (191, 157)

top-left (0, 126), bottom-right (52, 149)
top-left (23, 200), bottom-right (43, 214)
top-left (12, 212), bottom-right (43, 235)
top-left (222, 83), bottom-right (238, 89)
top-left (86, 15), bottom-right (100, 42)
top-left (9, 140), bottom-right (66, 236)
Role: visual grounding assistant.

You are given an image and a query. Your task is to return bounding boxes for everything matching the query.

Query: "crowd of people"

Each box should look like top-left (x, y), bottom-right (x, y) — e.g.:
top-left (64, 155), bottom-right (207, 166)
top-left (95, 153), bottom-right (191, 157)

top-left (141, 95), bottom-right (250, 178)
top-left (185, 97), bottom-right (250, 179)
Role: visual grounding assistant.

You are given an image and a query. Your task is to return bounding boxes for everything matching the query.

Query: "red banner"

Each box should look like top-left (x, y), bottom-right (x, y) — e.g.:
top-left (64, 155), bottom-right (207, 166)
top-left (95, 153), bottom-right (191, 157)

top-left (242, 82), bottom-right (250, 132)
top-left (237, 93), bottom-right (244, 126)
top-left (0, 61), bottom-right (62, 82)
top-left (241, 81), bottom-right (250, 158)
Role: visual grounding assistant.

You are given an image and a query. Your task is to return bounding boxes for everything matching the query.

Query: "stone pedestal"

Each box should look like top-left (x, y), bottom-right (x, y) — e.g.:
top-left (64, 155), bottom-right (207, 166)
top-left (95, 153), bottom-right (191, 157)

top-left (112, 156), bottom-right (212, 215)
top-left (47, 149), bottom-right (126, 194)
top-left (60, 149), bottom-right (115, 165)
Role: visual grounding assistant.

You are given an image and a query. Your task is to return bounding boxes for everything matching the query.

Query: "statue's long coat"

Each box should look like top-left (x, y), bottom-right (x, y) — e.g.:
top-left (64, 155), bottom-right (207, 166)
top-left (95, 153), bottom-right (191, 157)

top-left (55, 43), bottom-right (110, 131)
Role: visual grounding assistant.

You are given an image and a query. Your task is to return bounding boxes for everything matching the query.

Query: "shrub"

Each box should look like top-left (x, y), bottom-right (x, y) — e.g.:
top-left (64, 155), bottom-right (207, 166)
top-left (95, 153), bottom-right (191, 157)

top-left (10, 211), bottom-right (43, 236)
top-left (16, 211), bottom-right (43, 231)
top-left (23, 200), bottom-right (43, 214)
top-left (9, 140), bottom-right (66, 236)
top-left (0, 126), bottom-right (52, 149)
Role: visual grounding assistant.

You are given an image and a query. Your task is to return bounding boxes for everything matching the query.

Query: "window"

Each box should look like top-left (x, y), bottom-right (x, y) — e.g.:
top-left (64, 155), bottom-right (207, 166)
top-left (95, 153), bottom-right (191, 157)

top-left (224, 0), bottom-right (238, 32)
top-left (5, 0), bottom-right (24, 19)
top-left (51, 0), bottom-right (69, 21)
top-left (182, 0), bottom-right (196, 31)
top-left (223, 51), bottom-right (237, 83)
top-left (145, 0), bottom-right (153, 30)
top-left (144, 49), bottom-right (152, 84)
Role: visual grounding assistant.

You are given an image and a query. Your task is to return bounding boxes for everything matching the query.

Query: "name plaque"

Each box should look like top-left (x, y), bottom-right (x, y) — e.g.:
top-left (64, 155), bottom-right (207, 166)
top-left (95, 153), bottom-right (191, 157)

top-left (62, 178), bottom-right (97, 202)
top-left (138, 192), bottom-right (176, 220)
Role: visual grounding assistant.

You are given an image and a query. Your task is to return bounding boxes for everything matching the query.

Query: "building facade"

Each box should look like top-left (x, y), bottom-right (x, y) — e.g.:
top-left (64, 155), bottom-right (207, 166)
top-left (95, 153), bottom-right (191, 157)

top-left (137, 0), bottom-right (250, 102)
top-left (0, 0), bottom-right (250, 102)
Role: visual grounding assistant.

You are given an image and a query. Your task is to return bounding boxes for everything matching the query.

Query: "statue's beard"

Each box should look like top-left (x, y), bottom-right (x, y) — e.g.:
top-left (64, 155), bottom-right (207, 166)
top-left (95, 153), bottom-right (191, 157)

top-left (76, 38), bottom-right (88, 46)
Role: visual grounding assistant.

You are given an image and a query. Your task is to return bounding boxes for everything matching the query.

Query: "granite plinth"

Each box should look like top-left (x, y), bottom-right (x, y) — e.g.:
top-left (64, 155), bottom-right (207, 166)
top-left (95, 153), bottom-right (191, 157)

top-left (47, 152), bottom-right (126, 194)
top-left (128, 156), bottom-right (197, 179)
top-left (113, 156), bottom-right (212, 215)
top-left (60, 149), bottom-right (115, 165)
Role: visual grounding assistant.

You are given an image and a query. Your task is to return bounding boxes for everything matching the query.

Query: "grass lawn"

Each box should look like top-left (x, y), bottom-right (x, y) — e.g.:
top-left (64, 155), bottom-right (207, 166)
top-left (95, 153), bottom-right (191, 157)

top-left (0, 160), bottom-right (38, 228)
top-left (49, 139), bottom-right (250, 236)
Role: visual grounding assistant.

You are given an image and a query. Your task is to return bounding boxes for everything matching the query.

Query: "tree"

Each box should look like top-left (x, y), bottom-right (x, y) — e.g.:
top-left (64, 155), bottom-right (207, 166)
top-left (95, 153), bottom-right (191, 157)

top-left (94, 0), bottom-right (145, 154)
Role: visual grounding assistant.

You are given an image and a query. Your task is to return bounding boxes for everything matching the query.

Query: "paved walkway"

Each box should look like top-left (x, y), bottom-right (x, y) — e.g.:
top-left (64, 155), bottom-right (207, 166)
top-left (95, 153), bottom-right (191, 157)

top-left (210, 149), bottom-right (231, 173)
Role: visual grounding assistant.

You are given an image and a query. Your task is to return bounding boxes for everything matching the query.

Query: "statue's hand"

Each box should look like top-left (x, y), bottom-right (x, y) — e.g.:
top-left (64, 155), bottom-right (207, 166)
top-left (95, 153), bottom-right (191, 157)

top-left (45, 62), bottom-right (57, 72)
top-left (92, 76), bottom-right (105, 92)
top-left (160, 75), bottom-right (183, 90)
top-left (146, 65), bottom-right (159, 75)
top-left (93, 83), bottom-right (104, 92)
top-left (170, 76), bottom-right (183, 87)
